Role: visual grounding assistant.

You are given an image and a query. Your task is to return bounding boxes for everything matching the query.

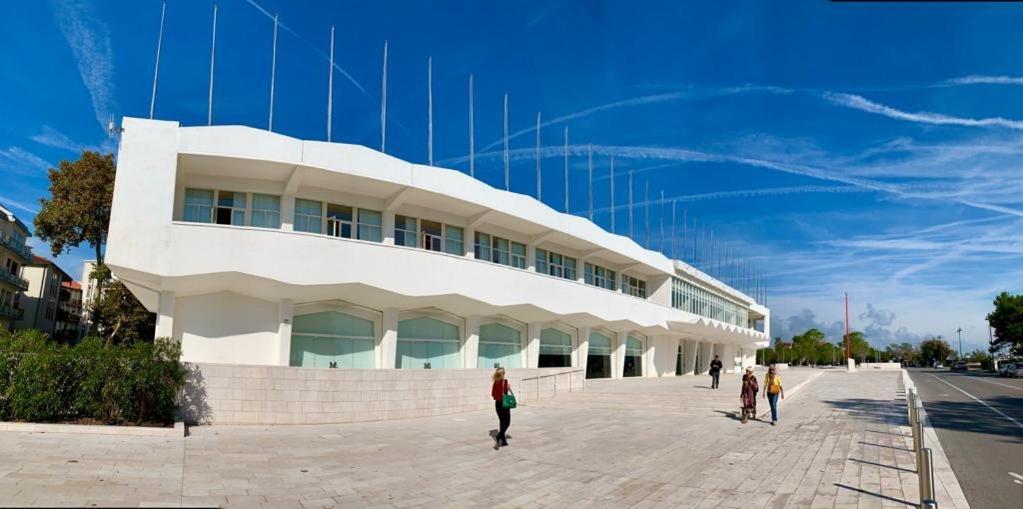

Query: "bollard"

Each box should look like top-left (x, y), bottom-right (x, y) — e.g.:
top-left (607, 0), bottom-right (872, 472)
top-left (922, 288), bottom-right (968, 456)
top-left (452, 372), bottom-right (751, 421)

top-left (907, 389), bottom-right (916, 425)
top-left (919, 447), bottom-right (937, 507)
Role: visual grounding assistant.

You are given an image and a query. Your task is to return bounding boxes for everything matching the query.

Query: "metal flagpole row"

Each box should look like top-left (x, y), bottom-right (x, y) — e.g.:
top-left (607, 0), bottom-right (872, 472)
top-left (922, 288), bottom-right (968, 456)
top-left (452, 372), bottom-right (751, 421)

top-left (503, 93), bottom-right (509, 191)
top-left (536, 113), bottom-right (542, 202)
top-left (427, 57), bottom-right (433, 166)
top-left (268, 14), bottom-right (278, 132)
top-left (148, 1), bottom-right (166, 120)
top-left (587, 145), bottom-right (593, 221)
top-left (381, 40), bottom-right (388, 152)
top-left (563, 128), bottom-right (569, 213)
top-left (208, 4), bottom-right (218, 126)
top-left (610, 156), bottom-right (616, 233)
top-left (327, 26), bottom-right (334, 141)
top-left (468, 75), bottom-right (475, 177)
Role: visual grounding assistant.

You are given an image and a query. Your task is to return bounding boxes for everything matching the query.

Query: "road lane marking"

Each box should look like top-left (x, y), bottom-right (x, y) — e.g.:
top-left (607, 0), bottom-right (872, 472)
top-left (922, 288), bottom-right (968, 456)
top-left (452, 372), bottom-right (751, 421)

top-left (1011, 472), bottom-right (1023, 485)
top-left (965, 375), bottom-right (1023, 393)
top-left (929, 374), bottom-right (1023, 430)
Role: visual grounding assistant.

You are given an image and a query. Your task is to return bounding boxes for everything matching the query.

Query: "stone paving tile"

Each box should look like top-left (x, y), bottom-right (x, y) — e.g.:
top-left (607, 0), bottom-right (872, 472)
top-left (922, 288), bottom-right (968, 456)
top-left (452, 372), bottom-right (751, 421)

top-left (0, 368), bottom-right (968, 508)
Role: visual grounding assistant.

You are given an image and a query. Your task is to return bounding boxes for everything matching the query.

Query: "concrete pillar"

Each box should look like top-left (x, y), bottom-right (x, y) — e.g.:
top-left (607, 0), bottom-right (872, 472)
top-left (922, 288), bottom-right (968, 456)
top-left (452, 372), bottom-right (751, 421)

top-left (741, 348), bottom-right (756, 370)
top-left (382, 210), bottom-right (396, 245)
top-left (281, 195), bottom-right (295, 231)
top-left (527, 245), bottom-right (537, 272)
top-left (277, 298), bottom-right (293, 366)
top-left (614, 331), bottom-right (627, 379)
top-left (721, 343), bottom-right (739, 374)
top-left (463, 315), bottom-right (480, 369)
top-left (155, 291), bottom-right (175, 340)
top-left (683, 339), bottom-right (698, 375)
top-left (465, 227), bottom-right (476, 258)
top-left (526, 322), bottom-right (542, 368)
top-left (380, 308), bottom-right (398, 368)
top-left (577, 326), bottom-right (591, 373)
top-left (650, 335), bottom-right (678, 377)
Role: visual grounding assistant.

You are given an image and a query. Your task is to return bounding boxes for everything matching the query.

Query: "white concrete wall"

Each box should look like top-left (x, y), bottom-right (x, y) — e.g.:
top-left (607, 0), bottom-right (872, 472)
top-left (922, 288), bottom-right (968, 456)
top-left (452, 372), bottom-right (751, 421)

top-left (174, 292), bottom-right (281, 366)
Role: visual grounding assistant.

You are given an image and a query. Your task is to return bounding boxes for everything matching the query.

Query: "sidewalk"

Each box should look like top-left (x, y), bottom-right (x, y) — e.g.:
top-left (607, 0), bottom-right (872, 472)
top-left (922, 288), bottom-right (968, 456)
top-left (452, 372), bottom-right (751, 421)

top-left (0, 369), bottom-right (966, 508)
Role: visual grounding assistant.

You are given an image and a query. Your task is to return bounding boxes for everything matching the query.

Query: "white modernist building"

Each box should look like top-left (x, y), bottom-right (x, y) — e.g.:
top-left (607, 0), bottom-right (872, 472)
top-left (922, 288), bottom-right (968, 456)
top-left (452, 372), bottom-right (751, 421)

top-left (107, 117), bottom-right (768, 384)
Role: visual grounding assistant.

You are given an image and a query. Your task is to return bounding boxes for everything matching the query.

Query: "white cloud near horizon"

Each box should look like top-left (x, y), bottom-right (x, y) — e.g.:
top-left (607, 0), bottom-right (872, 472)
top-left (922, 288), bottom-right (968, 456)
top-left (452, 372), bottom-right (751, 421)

top-left (824, 92), bottom-right (1023, 130)
top-left (51, 0), bottom-right (116, 132)
top-left (0, 147), bottom-right (52, 175)
top-left (944, 75), bottom-right (1023, 86)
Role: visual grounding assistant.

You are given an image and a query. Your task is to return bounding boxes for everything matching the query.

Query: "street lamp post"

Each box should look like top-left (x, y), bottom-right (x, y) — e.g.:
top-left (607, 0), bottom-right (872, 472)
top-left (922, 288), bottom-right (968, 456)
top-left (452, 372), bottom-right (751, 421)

top-left (956, 327), bottom-right (963, 360)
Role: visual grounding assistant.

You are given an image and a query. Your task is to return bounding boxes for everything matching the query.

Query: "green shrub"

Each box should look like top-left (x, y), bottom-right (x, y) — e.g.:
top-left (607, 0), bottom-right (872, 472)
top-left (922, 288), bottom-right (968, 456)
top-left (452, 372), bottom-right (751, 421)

top-left (0, 330), bottom-right (186, 425)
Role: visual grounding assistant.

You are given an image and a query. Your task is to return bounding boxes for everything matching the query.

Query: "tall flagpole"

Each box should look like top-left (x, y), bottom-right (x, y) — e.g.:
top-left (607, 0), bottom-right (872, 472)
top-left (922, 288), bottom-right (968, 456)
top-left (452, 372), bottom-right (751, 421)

top-left (563, 127), bottom-right (569, 213)
top-left (644, 181), bottom-right (650, 248)
top-left (659, 191), bottom-right (665, 253)
top-left (207, 3), bottom-right (218, 126)
top-left (682, 209), bottom-right (687, 261)
top-left (610, 156), bottom-right (616, 233)
top-left (327, 26), bottom-right (335, 141)
top-left (381, 40), bottom-right (388, 152)
top-left (468, 75), bottom-right (475, 177)
top-left (587, 145), bottom-right (593, 221)
top-left (692, 218), bottom-right (698, 263)
top-left (627, 170), bottom-right (634, 238)
top-left (503, 93), bottom-right (510, 191)
top-left (535, 112), bottom-right (541, 201)
top-left (268, 14), bottom-right (279, 131)
top-left (427, 56), bottom-right (433, 165)
top-left (671, 200), bottom-right (677, 259)
top-left (149, 1), bottom-right (166, 120)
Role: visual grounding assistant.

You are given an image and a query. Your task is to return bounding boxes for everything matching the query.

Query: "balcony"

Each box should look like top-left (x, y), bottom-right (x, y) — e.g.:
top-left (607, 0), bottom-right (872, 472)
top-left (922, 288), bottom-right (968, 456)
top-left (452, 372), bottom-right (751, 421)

top-left (0, 270), bottom-right (29, 291)
top-left (0, 305), bottom-right (24, 321)
top-left (0, 233), bottom-right (32, 263)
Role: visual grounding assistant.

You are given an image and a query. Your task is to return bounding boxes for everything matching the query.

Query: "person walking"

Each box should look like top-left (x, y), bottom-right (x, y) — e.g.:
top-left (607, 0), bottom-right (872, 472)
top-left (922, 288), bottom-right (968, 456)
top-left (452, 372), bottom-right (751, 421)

top-left (739, 367), bottom-right (758, 423)
top-left (491, 367), bottom-right (513, 449)
top-left (709, 355), bottom-right (723, 389)
top-left (763, 364), bottom-right (784, 425)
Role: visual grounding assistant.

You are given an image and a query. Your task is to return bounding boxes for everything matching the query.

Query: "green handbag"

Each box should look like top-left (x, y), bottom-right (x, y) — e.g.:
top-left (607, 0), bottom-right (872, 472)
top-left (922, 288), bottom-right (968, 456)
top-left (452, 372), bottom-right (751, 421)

top-left (502, 392), bottom-right (517, 409)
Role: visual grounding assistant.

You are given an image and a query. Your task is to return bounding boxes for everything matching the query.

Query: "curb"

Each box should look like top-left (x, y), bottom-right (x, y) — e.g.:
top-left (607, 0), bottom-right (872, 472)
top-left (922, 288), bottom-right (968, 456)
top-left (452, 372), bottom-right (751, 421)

top-left (901, 370), bottom-right (971, 509)
top-left (0, 420), bottom-right (186, 438)
top-left (757, 369), bottom-right (824, 419)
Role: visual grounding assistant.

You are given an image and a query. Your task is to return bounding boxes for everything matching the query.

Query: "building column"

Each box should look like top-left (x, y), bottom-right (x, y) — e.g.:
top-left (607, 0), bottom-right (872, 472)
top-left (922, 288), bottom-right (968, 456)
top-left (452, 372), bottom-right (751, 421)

top-left (281, 195), bottom-right (295, 231)
top-left (380, 308), bottom-right (398, 369)
top-left (155, 290), bottom-right (175, 340)
top-left (463, 315), bottom-right (480, 369)
top-left (576, 326), bottom-right (590, 373)
top-left (682, 339), bottom-right (697, 375)
top-left (465, 227), bottom-right (476, 258)
top-left (526, 245), bottom-right (537, 272)
top-left (526, 322), bottom-right (542, 368)
top-left (382, 210), bottom-right (396, 245)
top-left (720, 343), bottom-right (739, 374)
top-left (650, 335), bottom-right (677, 377)
top-left (276, 298), bottom-right (293, 366)
top-left (614, 331), bottom-right (627, 379)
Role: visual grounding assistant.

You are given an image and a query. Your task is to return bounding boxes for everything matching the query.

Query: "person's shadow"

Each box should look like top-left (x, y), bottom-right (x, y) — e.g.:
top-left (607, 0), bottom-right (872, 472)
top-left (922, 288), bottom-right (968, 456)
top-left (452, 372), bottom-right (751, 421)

top-left (487, 430), bottom-right (512, 440)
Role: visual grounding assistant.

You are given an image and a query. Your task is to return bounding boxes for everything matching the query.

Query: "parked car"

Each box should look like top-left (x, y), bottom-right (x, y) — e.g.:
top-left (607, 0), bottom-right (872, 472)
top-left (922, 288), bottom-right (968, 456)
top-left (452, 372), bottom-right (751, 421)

top-left (999, 363), bottom-right (1015, 377)
top-left (1008, 364), bottom-right (1023, 378)
top-left (951, 361), bottom-right (968, 372)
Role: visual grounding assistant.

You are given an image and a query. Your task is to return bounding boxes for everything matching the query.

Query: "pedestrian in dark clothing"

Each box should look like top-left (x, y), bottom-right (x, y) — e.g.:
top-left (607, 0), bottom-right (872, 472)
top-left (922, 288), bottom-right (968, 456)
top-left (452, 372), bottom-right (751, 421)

top-left (491, 367), bottom-right (513, 449)
top-left (739, 367), bottom-right (758, 423)
top-left (709, 355), bottom-right (723, 389)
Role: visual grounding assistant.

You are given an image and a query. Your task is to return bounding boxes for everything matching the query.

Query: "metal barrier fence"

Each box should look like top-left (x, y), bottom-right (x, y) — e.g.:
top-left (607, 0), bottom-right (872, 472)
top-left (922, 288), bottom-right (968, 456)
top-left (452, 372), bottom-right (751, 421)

top-left (904, 370), bottom-right (937, 508)
top-left (519, 369), bottom-right (585, 402)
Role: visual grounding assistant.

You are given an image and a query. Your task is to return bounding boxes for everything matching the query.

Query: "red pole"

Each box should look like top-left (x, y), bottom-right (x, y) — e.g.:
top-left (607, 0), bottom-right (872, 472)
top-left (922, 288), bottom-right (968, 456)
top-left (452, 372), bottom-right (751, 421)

top-left (844, 292), bottom-right (851, 360)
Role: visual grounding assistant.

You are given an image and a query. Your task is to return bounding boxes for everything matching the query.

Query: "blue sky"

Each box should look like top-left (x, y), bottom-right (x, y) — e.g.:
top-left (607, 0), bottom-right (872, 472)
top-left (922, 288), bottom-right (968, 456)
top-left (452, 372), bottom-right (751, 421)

top-left (3, 0), bottom-right (1022, 353)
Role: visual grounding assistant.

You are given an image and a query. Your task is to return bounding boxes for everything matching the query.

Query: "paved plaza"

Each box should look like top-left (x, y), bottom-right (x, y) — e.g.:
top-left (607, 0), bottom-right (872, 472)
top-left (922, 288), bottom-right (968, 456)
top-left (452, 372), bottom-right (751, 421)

top-left (0, 369), bottom-right (968, 508)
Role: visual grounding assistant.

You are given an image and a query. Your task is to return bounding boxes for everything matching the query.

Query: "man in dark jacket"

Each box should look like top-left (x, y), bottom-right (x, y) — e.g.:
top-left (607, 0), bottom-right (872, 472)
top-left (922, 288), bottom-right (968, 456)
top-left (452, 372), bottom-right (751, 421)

top-left (710, 355), bottom-right (723, 389)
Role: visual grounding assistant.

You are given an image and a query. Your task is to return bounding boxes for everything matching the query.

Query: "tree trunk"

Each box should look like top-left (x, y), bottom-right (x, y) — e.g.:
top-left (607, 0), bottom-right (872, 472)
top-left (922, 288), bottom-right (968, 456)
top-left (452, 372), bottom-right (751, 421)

top-left (89, 242), bottom-right (105, 337)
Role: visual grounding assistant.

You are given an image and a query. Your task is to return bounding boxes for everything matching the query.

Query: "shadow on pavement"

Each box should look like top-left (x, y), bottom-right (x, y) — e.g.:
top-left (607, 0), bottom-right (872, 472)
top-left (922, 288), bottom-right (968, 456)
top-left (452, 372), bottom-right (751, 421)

top-left (849, 457), bottom-right (916, 473)
top-left (834, 483), bottom-right (915, 506)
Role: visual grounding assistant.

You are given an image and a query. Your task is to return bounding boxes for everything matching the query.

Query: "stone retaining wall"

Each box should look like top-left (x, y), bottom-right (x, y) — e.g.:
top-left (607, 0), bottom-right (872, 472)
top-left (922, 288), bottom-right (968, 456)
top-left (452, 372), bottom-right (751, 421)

top-left (180, 363), bottom-right (585, 425)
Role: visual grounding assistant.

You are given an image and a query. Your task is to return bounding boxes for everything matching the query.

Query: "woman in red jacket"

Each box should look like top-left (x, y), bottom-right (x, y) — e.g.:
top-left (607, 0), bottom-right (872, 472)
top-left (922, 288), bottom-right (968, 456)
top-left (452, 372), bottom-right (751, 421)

top-left (491, 367), bottom-right (513, 449)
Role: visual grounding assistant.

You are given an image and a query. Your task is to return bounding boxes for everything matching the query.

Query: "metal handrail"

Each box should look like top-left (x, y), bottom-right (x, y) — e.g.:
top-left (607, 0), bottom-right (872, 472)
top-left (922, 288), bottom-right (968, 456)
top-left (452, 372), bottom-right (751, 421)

top-left (0, 270), bottom-right (28, 290)
top-left (519, 368), bottom-right (585, 402)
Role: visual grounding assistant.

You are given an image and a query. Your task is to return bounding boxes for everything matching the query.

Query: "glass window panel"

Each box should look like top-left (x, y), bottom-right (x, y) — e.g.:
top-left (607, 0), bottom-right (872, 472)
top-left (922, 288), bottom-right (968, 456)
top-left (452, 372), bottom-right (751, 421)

top-left (251, 194), bottom-right (281, 229)
top-left (474, 232), bottom-right (491, 261)
top-left (588, 331), bottom-right (613, 356)
top-left (183, 189), bottom-right (214, 223)
top-left (444, 225), bottom-right (464, 255)
top-left (294, 199), bottom-right (323, 233)
top-left (357, 209), bottom-right (383, 242)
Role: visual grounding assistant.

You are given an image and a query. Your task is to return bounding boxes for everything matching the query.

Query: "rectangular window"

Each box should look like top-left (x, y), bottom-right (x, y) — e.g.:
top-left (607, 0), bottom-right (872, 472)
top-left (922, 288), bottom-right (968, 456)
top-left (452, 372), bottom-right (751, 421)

top-left (492, 237), bottom-right (509, 265)
top-left (395, 215), bottom-right (418, 247)
top-left (250, 194), bottom-right (281, 229)
top-left (536, 249), bottom-right (577, 280)
top-left (444, 226), bottom-right (464, 255)
top-left (584, 263), bottom-right (616, 291)
top-left (357, 209), bottom-right (382, 242)
top-left (535, 249), bottom-right (548, 275)
top-left (327, 204), bottom-right (354, 238)
top-left (420, 220), bottom-right (443, 252)
top-left (474, 232), bottom-right (491, 261)
top-left (183, 188), bottom-right (214, 223)
top-left (510, 241), bottom-right (527, 269)
top-left (623, 275), bottom-right (647, 298)
top-left (294, 199), bottom-right (323, 233)
top-left (215, 191), bottom-right (246, 225)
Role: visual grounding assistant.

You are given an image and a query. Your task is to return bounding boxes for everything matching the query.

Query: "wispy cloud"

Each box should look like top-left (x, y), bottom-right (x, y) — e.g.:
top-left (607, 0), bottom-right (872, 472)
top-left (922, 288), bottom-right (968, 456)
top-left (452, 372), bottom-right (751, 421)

top-left (31, 125), bottom-right (95, 153)
top-left (944, 75), bottom-right (1023, 86)
top-left (823, 92), bottom-right (1023, 130)
top-left (0, 195), bottom-right (41, 215)
top-left (51, 0), bottom-right (116, 131)
top-left (0, 147), bottom-right (53, 175)
top-left (582, 185), bottom-right (873, 216)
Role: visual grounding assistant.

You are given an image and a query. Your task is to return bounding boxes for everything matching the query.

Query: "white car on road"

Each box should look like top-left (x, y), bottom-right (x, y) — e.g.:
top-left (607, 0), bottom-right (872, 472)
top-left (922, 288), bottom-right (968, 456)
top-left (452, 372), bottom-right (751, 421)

top-left (1007, 364), bottom-right (1023, 378)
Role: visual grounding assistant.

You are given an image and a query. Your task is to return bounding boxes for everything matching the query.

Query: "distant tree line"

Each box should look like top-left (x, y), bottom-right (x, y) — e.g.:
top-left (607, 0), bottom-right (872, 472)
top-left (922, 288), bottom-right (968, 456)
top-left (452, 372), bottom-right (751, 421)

top-left (757, 330), bottom-right (993, 368)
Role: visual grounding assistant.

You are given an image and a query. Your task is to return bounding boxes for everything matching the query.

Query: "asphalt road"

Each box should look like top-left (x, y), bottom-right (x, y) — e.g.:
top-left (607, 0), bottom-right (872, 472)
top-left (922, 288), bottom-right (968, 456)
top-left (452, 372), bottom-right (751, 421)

top-left (907, 368), bottom-right (1023, 509)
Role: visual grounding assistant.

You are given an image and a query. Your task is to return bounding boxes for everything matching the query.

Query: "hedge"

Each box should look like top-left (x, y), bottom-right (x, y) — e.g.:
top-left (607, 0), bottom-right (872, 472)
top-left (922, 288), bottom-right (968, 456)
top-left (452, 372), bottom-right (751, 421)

top-left (0, 330), bottom-right (186, 425)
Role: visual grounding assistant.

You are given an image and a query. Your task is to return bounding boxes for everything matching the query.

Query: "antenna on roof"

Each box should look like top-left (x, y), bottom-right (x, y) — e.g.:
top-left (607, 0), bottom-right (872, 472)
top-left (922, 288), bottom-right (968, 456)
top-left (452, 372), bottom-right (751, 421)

top-left (207, 4), bottom-right (218, 126)
top-left (327, 26), bottom-right (335, 141)
top-left (627, 170), bottom-right (634, 238)
top-left (468, 75), bottom-right (475, 177)
top-left (587, 145), bottom-right (593, 221)
top-left (563, 127), bottom-right (569, 213)
top-left (609, 155), bottom-right (616, 233)
top-left (427, 56), bottom-right (433, 165)
top-left (381, 40), bottom-right (388, 152)
top-left (503, 93), bottom-right (510, 191)
top-left (535, 112), bottom-right (541, 201)
top-left (148, 1), bottom-right (166, 120)
top-left (268, 14), bottom-right (279, 132)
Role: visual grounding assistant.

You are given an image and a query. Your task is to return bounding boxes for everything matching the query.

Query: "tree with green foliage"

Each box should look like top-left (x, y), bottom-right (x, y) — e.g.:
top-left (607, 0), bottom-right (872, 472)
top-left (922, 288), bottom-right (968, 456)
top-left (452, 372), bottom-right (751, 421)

top-left (987, 292), bottom-right (1023, 356)
top-left (886, 342), bottom-right (919, 364)
top-left (791, 328), bottom-right (826, 365)
top-left (966, 349), bottom-right (993, 370)
top-left (848, 331), bottom-right (870, 363)
top-left (919, 337), bottom-right (954, 367)
top-left (34, 151), bottom-right (115, 334)
top-left (89, 265), bottom-right (155, 345)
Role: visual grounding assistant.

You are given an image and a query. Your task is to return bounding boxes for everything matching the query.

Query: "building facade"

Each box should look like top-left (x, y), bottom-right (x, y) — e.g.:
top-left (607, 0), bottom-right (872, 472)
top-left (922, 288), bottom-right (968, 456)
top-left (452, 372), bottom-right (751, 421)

top-left (107, 118), bottom-right (769, 381)
top-left (0, 205), bottom-right (31, 331)
top-left (13, 256), bottom-right (74, 339)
